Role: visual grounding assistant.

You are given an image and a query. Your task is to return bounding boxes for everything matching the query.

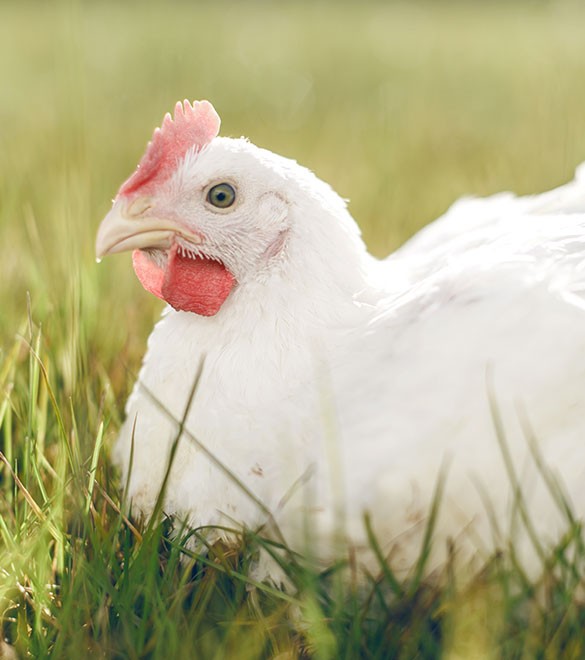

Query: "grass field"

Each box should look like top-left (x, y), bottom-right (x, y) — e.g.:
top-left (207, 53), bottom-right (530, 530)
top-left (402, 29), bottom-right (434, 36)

top-left (2, 1), bottom-right (585, 657)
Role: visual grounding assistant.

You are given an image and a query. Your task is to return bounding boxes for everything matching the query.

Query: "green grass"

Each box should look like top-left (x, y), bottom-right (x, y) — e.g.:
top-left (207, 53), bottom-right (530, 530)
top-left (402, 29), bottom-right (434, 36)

top-left (2, 1), bottom-right (585, 657)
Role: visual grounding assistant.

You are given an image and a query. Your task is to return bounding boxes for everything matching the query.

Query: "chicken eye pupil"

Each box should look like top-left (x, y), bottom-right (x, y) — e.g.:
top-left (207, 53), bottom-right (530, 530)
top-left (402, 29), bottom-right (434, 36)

top-left (208, 183), bottom-right (236, 208)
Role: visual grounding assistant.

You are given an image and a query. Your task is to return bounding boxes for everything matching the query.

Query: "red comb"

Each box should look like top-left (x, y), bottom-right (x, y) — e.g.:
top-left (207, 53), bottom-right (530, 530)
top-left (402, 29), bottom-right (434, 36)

top-left (118, 99), bottom-right (220, 197)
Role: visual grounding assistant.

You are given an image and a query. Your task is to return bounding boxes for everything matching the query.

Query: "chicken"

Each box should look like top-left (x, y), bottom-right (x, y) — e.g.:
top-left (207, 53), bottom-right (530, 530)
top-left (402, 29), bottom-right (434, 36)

top-left (96, 100), bottom-right (585, 578)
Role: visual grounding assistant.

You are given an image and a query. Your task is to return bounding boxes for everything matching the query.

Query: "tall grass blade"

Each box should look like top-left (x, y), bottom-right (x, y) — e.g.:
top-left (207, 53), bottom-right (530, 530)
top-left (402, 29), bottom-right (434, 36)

top-left (84, 420), bottom-right (104, 516)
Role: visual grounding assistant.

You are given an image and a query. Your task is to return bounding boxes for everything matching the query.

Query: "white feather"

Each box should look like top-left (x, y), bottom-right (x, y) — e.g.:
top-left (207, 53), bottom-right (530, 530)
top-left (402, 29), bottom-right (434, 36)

top-left (113, 139), bottom-right (585, 579)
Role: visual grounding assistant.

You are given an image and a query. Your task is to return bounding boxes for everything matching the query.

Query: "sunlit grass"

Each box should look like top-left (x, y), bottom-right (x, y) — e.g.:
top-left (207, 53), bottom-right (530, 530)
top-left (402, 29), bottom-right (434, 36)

top-left (2, 1), bottom-right (585, 656)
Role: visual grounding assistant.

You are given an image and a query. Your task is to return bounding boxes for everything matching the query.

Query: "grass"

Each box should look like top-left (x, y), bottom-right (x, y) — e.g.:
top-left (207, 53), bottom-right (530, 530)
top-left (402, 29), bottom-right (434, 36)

top-left (2, 0), bottom-right (585, 656)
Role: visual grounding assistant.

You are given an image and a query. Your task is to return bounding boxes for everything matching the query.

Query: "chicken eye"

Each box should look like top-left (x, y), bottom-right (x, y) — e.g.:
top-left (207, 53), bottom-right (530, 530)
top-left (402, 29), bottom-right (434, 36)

top-left (207, 183), bottom-right (236, 209)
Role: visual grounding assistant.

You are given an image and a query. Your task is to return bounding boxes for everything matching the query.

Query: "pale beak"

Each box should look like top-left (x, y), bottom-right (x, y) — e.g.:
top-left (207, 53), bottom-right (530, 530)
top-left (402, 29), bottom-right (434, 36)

top-left (95, 198), bottom-right (202, 259)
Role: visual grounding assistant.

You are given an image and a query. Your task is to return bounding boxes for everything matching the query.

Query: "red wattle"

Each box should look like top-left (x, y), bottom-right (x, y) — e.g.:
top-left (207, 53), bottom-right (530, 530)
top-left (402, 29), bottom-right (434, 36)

top-left (132, 250), bottom-right (164, 299)
top-left (132, 245), bottom-right (235, 316)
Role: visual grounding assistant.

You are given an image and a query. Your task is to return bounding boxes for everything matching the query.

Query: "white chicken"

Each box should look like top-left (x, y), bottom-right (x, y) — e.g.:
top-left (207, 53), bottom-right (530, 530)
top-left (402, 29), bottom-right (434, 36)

top-left (97, 100), bottom-right (585, 579)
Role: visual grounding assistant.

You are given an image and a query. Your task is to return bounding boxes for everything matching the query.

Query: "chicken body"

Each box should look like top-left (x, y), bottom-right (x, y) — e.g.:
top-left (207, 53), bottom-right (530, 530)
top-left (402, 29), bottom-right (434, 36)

top-left (97, 101), bottom-right (585, 577)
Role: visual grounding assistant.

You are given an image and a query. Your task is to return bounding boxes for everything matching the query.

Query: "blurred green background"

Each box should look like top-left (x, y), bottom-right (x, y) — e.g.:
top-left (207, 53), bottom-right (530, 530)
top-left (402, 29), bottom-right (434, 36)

top-left (1, 3), bottom-right (585, 655)
top-left (1, 0), bottom-right (585, 368)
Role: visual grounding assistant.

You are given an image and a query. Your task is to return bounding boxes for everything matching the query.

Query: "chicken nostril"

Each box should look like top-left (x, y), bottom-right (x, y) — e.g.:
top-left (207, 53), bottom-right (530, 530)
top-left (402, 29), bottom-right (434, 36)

top-left (126, 197), bottom-right (154, 218)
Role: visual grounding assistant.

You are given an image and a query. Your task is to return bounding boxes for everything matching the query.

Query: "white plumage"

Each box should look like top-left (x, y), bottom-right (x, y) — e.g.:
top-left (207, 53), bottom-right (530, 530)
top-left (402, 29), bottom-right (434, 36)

top-left (97, 101), bottom-right (585, 579)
